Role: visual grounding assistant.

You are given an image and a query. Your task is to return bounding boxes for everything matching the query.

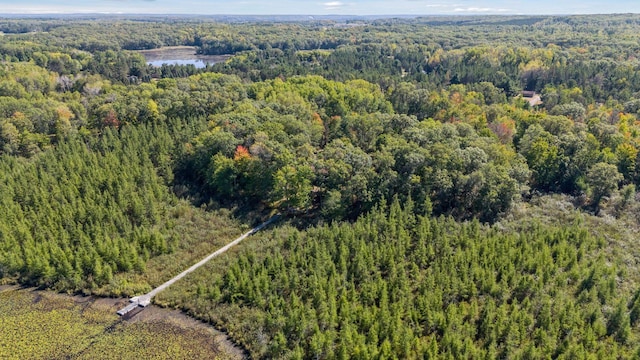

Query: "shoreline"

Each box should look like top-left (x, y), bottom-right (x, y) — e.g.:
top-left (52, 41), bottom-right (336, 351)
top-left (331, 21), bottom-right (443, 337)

top-left (0, 286), bottom-right (246, 359)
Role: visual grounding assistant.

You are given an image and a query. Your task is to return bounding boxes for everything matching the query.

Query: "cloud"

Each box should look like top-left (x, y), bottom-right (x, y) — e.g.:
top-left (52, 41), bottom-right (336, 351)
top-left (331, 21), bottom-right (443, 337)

top-left (323, 1), bottom-right (344, 10)
top-left (425, 4), bottom-right (460, 7)
top-left (453, 7), bottom-right (511, 12)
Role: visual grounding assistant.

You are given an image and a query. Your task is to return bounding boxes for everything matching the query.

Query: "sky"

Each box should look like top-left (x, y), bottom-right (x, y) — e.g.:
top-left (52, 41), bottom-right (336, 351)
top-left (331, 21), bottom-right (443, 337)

top-left (1, 0), bottom-right (640, 16)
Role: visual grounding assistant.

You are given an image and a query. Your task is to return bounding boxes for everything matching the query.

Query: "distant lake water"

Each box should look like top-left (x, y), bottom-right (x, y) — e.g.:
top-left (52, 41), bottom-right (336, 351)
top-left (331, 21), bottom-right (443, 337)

top-left (147, 59), bottom-right (215, 68)
top-left (137, 46), bottom-right (231, 69)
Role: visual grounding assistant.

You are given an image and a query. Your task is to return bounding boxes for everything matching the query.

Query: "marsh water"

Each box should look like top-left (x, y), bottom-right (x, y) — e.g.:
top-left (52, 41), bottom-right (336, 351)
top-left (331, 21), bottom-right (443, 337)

top-left (138, 46), bottom-right (231, 68)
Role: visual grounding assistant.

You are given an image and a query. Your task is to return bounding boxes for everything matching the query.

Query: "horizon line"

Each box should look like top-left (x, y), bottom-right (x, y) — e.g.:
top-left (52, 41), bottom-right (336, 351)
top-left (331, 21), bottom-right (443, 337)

top-left (0, 12), bottom-right (636, 17)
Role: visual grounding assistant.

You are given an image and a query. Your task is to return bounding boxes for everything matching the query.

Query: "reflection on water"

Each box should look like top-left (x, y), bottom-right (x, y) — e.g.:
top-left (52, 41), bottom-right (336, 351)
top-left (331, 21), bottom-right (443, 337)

top-left (147, 59), bottom-right (213, 68)
top-left (139, 47), bottom-right (231, 69)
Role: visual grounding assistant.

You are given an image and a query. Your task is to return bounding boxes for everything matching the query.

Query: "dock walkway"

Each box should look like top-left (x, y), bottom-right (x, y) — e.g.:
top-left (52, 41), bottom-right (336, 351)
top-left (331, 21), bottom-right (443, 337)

top-left (118, 215), bottom-right (279, 316)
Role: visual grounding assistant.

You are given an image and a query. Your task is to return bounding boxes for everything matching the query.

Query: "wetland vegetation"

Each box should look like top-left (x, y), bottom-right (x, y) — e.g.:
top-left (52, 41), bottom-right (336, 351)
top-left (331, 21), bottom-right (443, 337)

top-left (0, 287), bottom-right (243, 359)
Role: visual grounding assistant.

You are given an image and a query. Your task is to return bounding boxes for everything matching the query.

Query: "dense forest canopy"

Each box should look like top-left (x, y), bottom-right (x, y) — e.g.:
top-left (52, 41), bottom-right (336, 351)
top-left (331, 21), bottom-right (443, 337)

top-left (2, 14), bottom-right (640, 358)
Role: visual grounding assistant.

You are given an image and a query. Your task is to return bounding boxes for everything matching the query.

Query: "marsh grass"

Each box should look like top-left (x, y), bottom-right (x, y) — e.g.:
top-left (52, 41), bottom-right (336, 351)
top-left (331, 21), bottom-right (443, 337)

top-left (0, 288), bottom-right (240, 360)
top-left (96, 203), bottom-right (247, 297)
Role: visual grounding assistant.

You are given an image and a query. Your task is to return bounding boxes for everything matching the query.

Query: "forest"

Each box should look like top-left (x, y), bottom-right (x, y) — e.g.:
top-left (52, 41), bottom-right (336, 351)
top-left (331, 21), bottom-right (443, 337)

top-left (2, 14), bottom-right (640, 358)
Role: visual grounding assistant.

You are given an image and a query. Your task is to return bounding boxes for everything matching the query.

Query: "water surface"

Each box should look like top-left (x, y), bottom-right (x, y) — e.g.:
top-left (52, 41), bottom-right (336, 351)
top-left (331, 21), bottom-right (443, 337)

top-left (147, 59), bottom-right (215, 68)
top-left (138, 46), bottom-right (231, 68)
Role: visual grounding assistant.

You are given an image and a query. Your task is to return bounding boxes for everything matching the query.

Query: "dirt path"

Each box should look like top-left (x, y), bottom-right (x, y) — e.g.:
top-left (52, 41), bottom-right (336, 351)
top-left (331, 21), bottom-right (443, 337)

top-left (0, 284), bottom-right (18, 292)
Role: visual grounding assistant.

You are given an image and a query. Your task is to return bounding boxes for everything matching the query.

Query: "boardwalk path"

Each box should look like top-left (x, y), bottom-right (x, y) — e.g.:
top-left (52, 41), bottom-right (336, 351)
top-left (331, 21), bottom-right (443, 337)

top-left (118, 215), bottom-right (279, 316)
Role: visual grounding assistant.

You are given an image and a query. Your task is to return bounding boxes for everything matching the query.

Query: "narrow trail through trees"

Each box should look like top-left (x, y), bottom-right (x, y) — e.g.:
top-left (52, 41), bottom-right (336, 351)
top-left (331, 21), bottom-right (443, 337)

top-left (118, 215), bottom-right (280, 316)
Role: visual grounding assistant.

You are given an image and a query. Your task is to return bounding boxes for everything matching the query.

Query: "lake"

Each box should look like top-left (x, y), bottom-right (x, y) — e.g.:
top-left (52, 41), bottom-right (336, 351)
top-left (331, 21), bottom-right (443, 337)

top-left (137, 46), bottom-right (232, 68)
top-left (147, 59), bottom-right (215, 68)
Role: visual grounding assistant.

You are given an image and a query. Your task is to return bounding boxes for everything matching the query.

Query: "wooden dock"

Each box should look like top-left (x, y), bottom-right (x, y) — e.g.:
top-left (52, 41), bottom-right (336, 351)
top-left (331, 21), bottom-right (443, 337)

top-left (117, 215), bottom-right (279, 316)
